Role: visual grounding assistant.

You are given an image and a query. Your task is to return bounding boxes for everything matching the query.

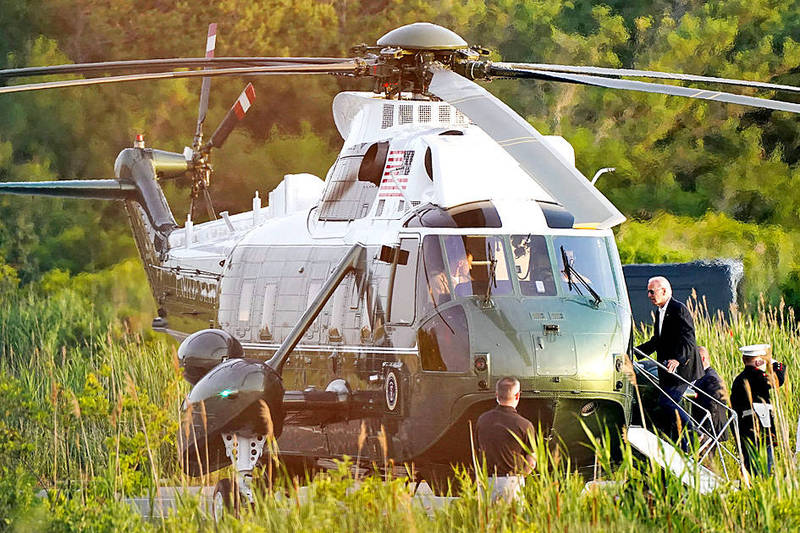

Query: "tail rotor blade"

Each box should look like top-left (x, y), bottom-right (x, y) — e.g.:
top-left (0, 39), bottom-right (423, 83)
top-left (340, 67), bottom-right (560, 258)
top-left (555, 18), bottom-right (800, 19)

top-left (195, 23), bottom-right (217, 145)
top-left (205, 83), bottom-right (256, 151)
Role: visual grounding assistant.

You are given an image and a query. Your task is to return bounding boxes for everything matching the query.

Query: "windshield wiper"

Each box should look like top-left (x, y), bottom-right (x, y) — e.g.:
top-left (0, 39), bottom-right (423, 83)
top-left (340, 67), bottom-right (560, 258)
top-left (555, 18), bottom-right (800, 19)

top-left (560, 245), bottom-right (602, 306)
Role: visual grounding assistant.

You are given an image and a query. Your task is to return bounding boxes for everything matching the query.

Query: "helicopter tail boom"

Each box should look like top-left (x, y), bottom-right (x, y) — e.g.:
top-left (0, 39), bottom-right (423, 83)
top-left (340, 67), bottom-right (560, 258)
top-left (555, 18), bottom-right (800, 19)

top-left (0, 179), bottom-right (136, 200)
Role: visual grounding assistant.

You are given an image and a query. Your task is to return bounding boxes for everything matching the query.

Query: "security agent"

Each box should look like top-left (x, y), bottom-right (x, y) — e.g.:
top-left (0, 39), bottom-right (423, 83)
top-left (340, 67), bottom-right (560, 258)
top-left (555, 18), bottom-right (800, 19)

top-left (730, 343), bottom-right (786, 476)
top-left (475, 376), bottom-right (535, 502)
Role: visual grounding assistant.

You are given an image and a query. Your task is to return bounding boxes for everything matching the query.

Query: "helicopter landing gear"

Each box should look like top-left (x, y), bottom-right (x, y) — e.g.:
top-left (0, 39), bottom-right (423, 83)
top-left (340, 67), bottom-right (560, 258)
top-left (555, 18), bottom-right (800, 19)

top-left (216, 432), bottom-right (267, 517)
top-left (211, 478), bottom-right (235, 520)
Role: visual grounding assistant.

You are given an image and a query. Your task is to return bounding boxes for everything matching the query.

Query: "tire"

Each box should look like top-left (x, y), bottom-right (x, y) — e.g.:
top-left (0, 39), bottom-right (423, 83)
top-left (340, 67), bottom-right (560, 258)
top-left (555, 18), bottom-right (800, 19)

top-left (212, 478), bottom-right (237, 521)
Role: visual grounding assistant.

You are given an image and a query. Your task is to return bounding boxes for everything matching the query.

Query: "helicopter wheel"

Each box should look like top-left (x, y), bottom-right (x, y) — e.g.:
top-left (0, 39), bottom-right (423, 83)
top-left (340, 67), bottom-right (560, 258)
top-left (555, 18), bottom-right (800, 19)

top-left (212, 478), bottom-right (238, 521)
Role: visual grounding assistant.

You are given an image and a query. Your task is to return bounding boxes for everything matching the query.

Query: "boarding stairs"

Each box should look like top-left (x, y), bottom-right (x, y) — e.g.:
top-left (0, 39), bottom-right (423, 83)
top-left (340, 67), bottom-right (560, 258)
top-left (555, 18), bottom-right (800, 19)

top-left (626, 348), bottom-right (745, 493)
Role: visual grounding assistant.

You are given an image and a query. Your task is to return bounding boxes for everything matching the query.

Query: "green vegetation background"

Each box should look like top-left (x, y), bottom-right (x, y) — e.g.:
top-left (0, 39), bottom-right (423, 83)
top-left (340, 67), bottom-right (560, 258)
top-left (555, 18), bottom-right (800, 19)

top-left (3, 0), bottom-right (800, 305)
top-left (3, 0), bottom-right (800, 530)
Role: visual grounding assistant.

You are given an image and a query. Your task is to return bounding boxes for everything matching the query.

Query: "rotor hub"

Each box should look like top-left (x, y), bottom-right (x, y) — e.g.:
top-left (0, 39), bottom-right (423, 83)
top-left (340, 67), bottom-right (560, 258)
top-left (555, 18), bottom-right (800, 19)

top-left (361, 23), bottom-right (485, 97)
top-left (377, 22), bottom-right (468, 50)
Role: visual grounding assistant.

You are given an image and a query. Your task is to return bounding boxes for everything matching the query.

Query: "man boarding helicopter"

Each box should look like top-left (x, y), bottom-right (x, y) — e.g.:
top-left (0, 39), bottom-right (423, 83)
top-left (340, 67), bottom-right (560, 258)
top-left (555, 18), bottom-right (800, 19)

top-left (2, 22), bottom-right (800, 502)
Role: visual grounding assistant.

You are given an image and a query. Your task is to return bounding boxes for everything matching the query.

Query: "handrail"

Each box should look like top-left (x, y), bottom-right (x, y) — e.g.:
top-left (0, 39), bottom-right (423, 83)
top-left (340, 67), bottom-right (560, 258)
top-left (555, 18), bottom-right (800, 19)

top-left (267, 243), bottom-right (365, 372)
top-left (631, 347), bottom-right (744, 476)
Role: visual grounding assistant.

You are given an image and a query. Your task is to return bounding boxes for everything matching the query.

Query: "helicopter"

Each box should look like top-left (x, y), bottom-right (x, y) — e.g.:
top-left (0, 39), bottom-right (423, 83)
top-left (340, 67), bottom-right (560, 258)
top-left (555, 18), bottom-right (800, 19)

top-left (2, 21), bottom-right (800, 505)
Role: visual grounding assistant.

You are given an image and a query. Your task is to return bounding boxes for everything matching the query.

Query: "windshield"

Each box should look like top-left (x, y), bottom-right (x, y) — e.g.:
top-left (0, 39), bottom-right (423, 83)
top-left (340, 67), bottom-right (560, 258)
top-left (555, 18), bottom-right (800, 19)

top-left (443, 235), bottom-right (513, 298)
top-left (510, 235), bottom-right (557, 296)
top-left (554, 236), bottom-right (617, 300)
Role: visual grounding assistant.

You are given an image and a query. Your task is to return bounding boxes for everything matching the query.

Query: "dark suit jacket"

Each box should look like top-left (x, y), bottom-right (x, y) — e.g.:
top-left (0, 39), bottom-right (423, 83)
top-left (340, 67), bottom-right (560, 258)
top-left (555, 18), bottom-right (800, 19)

top-left (691, 367), bottom-right (729, 440)
top-left (636, 298), bottom-right (703, 388)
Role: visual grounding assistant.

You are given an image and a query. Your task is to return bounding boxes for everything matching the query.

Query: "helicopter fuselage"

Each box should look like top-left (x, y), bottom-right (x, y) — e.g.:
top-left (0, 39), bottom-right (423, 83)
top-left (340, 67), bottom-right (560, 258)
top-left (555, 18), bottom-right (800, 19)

top-left (152, 92), bottom-right (634, 471)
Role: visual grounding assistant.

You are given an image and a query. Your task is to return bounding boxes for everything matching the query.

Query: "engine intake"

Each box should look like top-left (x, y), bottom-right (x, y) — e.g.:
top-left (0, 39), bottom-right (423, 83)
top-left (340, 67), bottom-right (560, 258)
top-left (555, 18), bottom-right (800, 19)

top-left (177, 328), bottom-right (244, 385)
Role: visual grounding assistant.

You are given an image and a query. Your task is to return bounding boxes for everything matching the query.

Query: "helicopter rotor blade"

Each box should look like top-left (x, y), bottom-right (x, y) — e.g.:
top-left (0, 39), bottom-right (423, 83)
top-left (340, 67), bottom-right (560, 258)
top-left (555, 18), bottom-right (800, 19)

top-left (203, 83), bottom-right (256, 151)
top-left (0, 56), bottom-right (353, 80)
top-left (429, 67), bottom-right (625, 229)
top-left (485, 64), bottom-right (800, 114)
top-left (0, 62), bottom-right (362, 95)
top-left (494, 62), bottom-right (800, 95)
top-left (195, 23), bottom-right (218, 146)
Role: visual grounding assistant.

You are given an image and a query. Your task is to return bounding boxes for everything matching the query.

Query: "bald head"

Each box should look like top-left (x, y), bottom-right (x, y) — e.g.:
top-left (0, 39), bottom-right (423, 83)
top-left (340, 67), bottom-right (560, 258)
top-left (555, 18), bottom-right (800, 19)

top-left (496, 376), bottom-right (521, 407)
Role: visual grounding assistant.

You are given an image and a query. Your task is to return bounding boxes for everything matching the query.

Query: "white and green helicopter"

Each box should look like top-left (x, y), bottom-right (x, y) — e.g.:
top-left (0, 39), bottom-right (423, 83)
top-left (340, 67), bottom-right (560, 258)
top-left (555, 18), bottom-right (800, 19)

top-left (1, 22), bottom-right (789, 502)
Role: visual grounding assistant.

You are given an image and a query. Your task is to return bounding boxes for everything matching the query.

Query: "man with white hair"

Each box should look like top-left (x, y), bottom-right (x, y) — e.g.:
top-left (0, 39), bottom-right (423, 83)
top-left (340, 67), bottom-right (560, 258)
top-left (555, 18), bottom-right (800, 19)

top-left (636, 276), bottom-right (703, 438)
top-left (476, 376), bottom-right (535, 502)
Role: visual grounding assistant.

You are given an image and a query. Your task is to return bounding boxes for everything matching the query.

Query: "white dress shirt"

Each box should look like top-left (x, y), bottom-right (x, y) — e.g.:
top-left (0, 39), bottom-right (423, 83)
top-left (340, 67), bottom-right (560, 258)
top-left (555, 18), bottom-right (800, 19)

top-left (657, 297), bottom-right (670, 335)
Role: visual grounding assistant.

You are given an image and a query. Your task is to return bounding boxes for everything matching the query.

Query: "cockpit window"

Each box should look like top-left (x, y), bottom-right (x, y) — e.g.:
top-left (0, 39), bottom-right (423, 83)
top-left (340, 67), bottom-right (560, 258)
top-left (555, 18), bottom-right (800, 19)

top-left (510, 235), bottom-right (557, 296)
top-left (554, 236), bottom-right (617, 300)
top-left (417, 235), bottom-right (452, 318)
top-left (443, 235), bottom-right (513, 299)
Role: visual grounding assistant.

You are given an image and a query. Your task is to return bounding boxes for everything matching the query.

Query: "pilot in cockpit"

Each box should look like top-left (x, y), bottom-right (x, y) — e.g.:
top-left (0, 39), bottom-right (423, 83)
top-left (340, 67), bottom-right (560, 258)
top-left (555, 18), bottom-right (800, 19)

top-left (427, 264), bottom-right (452, 306)
top-left (451, 250), bottom-right (474, 286)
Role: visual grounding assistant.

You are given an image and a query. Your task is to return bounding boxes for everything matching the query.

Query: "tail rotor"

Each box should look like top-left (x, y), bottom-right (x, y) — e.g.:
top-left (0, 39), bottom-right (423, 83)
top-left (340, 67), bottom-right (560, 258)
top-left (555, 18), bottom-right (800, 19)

top-left (177, 25), bottom-right (257, 222)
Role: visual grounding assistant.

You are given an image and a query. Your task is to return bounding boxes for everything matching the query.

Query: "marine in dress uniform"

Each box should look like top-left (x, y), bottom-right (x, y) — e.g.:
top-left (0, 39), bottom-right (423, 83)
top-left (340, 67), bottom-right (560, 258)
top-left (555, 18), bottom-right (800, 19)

top-left (729, 344), bottom-right (786, 475)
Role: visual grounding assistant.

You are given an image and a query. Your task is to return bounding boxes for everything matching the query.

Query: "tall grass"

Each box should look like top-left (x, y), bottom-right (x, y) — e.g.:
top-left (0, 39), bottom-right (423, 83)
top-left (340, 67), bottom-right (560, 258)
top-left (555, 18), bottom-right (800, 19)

top-left (1, 269), bottom-right (799, 531)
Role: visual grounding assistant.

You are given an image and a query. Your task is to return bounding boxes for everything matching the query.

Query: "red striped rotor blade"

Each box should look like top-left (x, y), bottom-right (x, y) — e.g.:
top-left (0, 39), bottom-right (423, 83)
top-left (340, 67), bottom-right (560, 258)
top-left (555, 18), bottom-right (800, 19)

top-left (206, 83), bottom-right (256, 150)
top-left (195, 23), bottom-right (217, 142)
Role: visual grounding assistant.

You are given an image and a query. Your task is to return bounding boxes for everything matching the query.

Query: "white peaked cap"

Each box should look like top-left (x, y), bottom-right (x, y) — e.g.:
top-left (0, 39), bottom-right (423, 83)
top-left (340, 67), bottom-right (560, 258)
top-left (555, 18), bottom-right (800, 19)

top-left (739, 344), bottom-right (771, 358)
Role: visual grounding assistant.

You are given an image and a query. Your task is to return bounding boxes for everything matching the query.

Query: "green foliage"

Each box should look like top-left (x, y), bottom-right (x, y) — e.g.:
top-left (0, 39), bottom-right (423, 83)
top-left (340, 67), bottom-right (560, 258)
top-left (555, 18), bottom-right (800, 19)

top-left (0, 265), bottom-right (798, 531)
top-left (0, 467), bottom-right (44, 531)
top-left (39, 490), bottom-right (147, 533)
top-left (617, 211), bottom-right (800, 303)
top-left (4, 0), bottom-right (800, 304)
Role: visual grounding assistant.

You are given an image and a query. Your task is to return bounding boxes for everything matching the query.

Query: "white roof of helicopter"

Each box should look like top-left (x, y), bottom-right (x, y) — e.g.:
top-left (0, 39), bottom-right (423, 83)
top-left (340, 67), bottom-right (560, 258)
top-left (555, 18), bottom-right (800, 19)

top-left (164, 90), bottom-right (613, 274)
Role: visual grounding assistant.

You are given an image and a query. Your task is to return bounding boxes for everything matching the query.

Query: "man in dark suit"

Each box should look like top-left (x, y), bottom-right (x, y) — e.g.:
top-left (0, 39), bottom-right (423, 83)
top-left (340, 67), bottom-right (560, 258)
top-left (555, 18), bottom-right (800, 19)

top-left (636, 276), bottom-right (704, 437)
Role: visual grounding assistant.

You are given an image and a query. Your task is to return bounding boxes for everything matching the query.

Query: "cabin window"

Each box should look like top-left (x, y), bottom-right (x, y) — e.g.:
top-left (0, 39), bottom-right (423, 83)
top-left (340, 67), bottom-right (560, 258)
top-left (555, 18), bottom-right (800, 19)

top-left (388, 238), bottom-right (419, 324)
top-left (329, 274), bottom-right (351, 342)
top-left (238, 280), bottom-right (255, 322)
top-left (317, 142), bottom-right (380, 222)
top-left (510, 235), bottom-right (557, 296)
top-left (443, 235), bottom-right (513, 299)
top-left (403, 201), bottom-right (501, 228)
top-left (418, 306), bottom-right (469, 372)
top-left (259, 283), bottom-right (277, 340)
top-left (554, 236), bottom-right (617, 300)
top-left (417, 235), bottom-right (451, 318)
top-left (307, 281), bottom-right (323, 308)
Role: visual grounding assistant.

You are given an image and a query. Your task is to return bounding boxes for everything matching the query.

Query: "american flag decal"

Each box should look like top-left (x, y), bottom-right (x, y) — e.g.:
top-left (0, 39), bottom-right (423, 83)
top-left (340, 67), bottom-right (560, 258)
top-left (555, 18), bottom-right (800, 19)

top-left (379, 150), bottom-right (414, 197)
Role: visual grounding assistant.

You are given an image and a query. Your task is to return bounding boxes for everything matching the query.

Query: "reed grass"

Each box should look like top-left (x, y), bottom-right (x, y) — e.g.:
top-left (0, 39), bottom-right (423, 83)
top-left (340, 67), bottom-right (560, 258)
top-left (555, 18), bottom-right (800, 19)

top-left (1, 273), bottom-right (799, 531)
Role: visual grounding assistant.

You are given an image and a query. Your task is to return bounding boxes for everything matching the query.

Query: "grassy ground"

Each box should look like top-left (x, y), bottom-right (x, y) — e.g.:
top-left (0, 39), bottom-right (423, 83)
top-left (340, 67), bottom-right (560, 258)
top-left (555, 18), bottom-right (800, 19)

top-left (1, 268), bottom-right (799, 531)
